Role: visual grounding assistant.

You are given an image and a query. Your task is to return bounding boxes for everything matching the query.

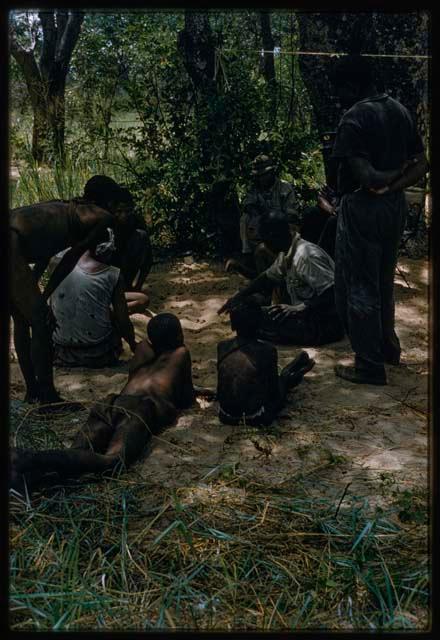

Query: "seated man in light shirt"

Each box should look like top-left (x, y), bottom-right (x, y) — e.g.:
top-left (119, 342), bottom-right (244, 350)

top-left (219, 211), bottom-right (344, 346)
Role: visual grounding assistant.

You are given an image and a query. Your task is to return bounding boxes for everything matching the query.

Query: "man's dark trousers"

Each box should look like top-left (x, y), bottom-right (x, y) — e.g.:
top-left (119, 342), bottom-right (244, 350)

top-left (334, 190), bottom-right (407, 372)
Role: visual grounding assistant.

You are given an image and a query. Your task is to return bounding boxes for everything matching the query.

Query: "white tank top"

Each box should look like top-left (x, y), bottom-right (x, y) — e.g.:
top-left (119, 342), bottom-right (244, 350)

top-left (51, 264), bottom-right (120, 346)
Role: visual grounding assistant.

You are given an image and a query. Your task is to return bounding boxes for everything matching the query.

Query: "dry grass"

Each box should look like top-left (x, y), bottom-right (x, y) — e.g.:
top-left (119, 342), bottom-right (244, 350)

top-left (9, 404), bottom-right (429, 632)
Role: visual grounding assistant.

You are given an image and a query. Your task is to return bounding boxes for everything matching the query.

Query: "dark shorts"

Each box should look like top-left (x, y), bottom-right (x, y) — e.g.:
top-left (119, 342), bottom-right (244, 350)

top-left (258, 305), bottom-right (344, 346)
top-left (53, 332), bottom-right (123, 368)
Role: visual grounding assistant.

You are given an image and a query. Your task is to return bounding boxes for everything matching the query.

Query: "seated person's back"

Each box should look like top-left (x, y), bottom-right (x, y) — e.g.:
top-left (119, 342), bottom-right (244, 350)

top-left (49, 229), bottom-right (136, 367)
top-left (217, 299), bottom-right (281, 425)
top-left (217, 298), bottom-right (315, 426)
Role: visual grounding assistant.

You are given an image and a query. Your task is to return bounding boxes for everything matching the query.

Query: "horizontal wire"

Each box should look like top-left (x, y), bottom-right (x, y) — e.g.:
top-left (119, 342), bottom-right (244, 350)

top-left (218, 48), bottom-right (430, 60)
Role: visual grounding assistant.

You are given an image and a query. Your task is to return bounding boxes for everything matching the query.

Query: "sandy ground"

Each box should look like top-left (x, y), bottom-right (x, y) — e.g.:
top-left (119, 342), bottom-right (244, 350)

top-left (9, 257), bottom-right (429, 509)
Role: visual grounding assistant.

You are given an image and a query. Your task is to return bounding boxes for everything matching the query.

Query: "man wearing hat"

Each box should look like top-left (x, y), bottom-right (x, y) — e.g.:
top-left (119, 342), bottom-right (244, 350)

top-left (228, 154), bottom-right (299, 279)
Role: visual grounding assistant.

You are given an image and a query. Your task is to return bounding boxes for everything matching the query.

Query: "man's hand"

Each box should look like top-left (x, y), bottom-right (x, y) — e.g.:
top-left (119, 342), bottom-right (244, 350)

top-left (317, 194), bottom-right (336, 214)
top-left (369, 185), bottom-right (390, 195)
top-left (218, 292), bottom-right (243, 315)
top-left (267, 304), bottom-right (295, 321)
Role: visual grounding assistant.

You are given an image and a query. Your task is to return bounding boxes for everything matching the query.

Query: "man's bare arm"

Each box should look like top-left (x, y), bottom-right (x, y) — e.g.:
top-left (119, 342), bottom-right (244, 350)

top-left (128, 340), bottom-right (155, 377)
top-left (348, 157), bottom-right (403, 190)
top-left (180, 349), bottom-right (197, 408)
top-left (42, 216), bottom-right (113, 300)
top-left (112, 275), bottom-right (136, 353)
top-left (218, 273), bottom-right (273, 314)
top-left (375, 152), bottom-right (428, 194)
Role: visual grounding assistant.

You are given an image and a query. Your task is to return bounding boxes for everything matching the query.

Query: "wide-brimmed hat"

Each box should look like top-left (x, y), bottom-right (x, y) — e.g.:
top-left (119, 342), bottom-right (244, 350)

top-left (251, 154), bottom-right (276, 176)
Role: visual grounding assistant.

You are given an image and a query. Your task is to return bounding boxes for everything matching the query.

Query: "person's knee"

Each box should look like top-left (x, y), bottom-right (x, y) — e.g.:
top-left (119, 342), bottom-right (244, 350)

top-left (126, 291), bottom-right (150, 313)
top-left (135, 292), bottom-right (149, 311)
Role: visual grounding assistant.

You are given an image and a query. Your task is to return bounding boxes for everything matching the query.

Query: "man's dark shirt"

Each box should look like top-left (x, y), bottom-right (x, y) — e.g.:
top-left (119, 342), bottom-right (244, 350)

top-left (331, 94), bottom-right (424, 195)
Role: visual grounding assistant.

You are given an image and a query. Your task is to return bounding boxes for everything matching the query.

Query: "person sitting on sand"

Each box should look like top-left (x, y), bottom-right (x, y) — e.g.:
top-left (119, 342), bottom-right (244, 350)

top-left (10, 313), bottom-right (214, 495)
top-left (10, 177), bottom-right (132, 408)
top-left (225, 154), bottom-right (299, 280)
top-left (217, 298), bottom-right (315, 426)
top-left (219, 211), bottom-right (344, 346)
top-left (48, 228), bottom-right (146, 368)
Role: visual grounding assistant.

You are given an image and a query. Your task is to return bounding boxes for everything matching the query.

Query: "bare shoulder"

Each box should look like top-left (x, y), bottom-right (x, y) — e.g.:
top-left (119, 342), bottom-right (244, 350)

top-left (173, 345), bottom-right (191, 363)
top-left (76, 202), bottom-right (113, 225)
top-left (135, 339), bottom-right (155, 361)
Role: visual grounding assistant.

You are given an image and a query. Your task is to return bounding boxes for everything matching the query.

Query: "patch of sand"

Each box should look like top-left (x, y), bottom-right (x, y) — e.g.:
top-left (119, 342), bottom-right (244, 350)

top-left (9, 257), bottom-right (429, 508)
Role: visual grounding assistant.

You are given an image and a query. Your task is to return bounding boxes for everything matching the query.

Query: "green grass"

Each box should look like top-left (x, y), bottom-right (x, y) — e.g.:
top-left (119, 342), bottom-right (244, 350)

top-left (10, 149), bottom-right (129, 210)
top-left (9, 406), bottom-right (430, 632)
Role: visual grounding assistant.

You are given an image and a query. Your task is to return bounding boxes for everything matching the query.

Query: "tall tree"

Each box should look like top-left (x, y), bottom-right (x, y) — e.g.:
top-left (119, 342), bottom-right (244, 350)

top-left (297, 11), bottom-right (429, 138)
top-left (259, 12), bottom-right (275, 80)
top-left (297, 11), bottom-right (429, 186)
top-left (9, 10), bottom-right (84, 162)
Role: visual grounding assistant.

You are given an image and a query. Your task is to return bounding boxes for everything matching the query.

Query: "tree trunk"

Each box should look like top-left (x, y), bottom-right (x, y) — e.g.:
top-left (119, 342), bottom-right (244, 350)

top-left (297, 11), bottom-right (429, 186)
top-left (259, 11), bottom-right (277, 117)
top-left (178, 11), bottom-right (216, 90)
top-left (297, 12), bottom-right (374, 136)
top-left (10, 10), bottom-right (84, 163)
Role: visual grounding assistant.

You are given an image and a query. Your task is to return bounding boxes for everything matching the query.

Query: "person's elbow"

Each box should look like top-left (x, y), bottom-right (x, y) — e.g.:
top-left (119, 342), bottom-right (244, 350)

top-left (356, 167), bottom-right (375, 189)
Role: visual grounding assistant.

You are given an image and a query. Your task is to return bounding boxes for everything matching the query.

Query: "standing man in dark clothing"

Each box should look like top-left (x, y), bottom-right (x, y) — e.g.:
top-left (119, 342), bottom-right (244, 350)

top-left (330, 55), bottom-right (428, 385)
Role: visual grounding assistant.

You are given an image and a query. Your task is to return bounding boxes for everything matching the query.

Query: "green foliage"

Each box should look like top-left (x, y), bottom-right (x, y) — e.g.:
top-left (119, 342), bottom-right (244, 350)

top-left (10, 11), bottom-right (325, 253)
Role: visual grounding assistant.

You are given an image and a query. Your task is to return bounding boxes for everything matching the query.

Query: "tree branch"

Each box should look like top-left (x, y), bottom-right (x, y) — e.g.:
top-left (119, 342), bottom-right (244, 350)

top-left (55, 10), bottom-right (68, 53)
top-left (56, 11), bottom-right (85, 74)
top-left (9, 29), bottom-right (43, 108)
top-left (38, 10), bottom-right (56, 77)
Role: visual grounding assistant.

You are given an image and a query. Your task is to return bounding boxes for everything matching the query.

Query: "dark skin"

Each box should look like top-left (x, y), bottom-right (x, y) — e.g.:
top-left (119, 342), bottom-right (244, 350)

top-left (217, 333), bottom-right (314, 426)
top-left (10, 199), bottom-right (126, 404)
top-left (10, 328), bottom-right (214, 495)
top-left (114, 215), bottom-right (153, 292)
top-left (219, 229), bottom-right (292, 318)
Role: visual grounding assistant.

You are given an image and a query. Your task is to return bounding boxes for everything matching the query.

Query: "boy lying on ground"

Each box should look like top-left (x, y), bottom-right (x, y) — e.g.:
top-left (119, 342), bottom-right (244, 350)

top-left (217, 298), bottom-right (315, 426)
top-left (10, 313), bottom-right (214, 496)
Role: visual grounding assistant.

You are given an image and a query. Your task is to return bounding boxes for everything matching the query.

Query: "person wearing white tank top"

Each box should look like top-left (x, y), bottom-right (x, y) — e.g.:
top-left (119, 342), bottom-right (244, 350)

top-left (49, 231), bottom-right (138, 367)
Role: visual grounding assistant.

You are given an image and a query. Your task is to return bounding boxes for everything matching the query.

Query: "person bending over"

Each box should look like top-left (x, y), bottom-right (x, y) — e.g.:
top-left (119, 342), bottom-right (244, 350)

top-left (10, 178), bottom-right (131, 407)
top-left (10, 313), bottom-right (213, 495)
top-left (219, 212), bottom-right (344, 346)
top-left (217, 298), bottom-right (315, 426)
top-left (83, 176), bottom-right (153, 291)
top-left (48, 228), bottom-right (141, 368)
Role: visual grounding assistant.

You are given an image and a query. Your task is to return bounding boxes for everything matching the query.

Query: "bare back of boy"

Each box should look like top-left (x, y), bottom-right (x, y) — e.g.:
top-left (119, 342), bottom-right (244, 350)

top-left (217, 337), bottom-right (281, 425)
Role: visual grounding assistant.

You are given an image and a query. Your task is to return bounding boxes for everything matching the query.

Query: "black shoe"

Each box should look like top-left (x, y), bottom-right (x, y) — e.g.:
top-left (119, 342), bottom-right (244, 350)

top-left (334, 364), bottom-right (387, 386)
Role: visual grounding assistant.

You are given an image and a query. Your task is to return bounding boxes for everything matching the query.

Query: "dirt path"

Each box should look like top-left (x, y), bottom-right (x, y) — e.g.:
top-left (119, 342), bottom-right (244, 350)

top-left (9, 257), bottom-right (429, 509)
